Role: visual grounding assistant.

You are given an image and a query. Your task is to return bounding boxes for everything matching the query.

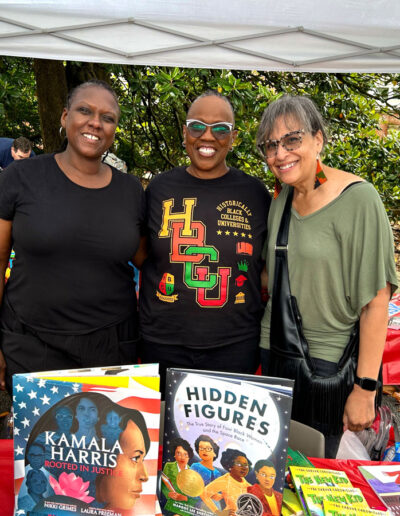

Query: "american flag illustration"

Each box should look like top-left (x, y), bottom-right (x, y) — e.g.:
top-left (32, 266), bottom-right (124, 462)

top-left (13, 373), bottom-right (161, 516)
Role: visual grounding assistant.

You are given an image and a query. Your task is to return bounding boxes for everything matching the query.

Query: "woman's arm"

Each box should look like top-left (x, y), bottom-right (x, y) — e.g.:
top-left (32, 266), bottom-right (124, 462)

top-left (342, 282), bottom-right (391, 432)
top-left (261, 264), bottom-right (268, 290)
top-left (0, 219), bottom-right (12, 390)
top-left (201, 477), bottom-right (224, 513)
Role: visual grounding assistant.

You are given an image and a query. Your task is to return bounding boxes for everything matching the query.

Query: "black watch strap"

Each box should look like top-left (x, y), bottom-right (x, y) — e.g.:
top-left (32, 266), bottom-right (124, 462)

top-left (354, 375), bottom-right (380, 391)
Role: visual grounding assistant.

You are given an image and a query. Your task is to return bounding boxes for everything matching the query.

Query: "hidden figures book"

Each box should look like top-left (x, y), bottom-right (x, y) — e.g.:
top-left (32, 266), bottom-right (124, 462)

top-left (13, 364), bottom-right (161, 516)
top-left (160, 368), bottom-right (294, 516)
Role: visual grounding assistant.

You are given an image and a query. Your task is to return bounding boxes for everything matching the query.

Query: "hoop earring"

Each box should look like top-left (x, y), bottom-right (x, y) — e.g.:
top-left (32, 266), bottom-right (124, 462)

top-left (59, 126), bottom-right (65, 138)
top-left (314, 155), bottom-right (327, 189)
top-left (182, 140), bottom-right (186, 148)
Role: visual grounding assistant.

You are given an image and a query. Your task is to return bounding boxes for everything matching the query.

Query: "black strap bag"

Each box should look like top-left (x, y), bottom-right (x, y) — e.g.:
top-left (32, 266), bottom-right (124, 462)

top-left (268, 187), bottom-right (359, 436)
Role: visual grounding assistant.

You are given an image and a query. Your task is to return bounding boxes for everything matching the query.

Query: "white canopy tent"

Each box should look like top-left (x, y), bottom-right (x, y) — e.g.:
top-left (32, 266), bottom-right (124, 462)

top-left (0, 0), bottom-right (399, 72)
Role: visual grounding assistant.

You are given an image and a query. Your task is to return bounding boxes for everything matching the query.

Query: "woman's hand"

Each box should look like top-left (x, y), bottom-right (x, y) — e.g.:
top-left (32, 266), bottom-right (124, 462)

top-left (343, 385), bottom-right (376, 432)
top-left (168, 492), bottom-right (188, 501)
top-left (261, 264), bottom-right (268, 290)
top-left (343, 283), bottom-right (391, 433)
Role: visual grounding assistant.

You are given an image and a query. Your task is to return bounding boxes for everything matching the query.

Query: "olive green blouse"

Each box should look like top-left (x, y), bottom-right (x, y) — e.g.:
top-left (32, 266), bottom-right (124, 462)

top-left (260, 181), bottom-right (398, 363)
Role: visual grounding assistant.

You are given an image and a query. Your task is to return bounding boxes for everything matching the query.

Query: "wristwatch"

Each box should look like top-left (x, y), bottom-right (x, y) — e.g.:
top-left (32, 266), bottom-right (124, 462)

top-left (354, 375), bottom-right (380, 391)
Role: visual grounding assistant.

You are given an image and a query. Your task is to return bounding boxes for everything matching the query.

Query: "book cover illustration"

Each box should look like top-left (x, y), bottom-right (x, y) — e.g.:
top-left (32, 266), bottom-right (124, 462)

top-left (283, 487), bottom-right (304, 515)
top-left (323, 500), bottom-right (387, 516)
top-left (290, 467), bottom-right (352, 513)
top-left (359, 465), bottom-right (400, 516)
top-left (284, 447), bottom-right (314, 514)
top-left (160, 368), bottom-right (294, 516)
top-left (286, 449), bottom-right (314, 470)
top-left (13, 370), bottom-right (160, 516)
top-left (301, 485), bottom-right (369, 516)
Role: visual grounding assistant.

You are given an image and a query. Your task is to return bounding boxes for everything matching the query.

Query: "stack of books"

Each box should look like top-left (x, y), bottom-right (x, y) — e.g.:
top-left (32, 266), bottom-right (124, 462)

top-left (284, 464), bottom-right (388, 516)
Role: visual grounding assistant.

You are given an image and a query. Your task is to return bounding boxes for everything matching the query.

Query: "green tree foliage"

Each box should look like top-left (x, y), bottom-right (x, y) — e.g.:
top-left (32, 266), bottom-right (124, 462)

top-left (1, 56), bottom-right (398, 219)
top-left (0, 57), bottom-right (41, 148)
top-left (108, 67), bottom-right (399, 220)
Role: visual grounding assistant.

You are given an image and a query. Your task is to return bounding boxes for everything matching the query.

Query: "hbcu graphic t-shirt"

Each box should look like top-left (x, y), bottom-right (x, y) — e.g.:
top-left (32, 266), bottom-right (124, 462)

top-left (140, 166), bottom-right (270, 348)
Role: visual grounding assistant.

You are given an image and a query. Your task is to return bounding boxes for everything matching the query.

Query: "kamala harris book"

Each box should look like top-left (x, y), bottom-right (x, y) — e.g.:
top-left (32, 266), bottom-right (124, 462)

top-left (13, 364), bottom-right (160, 516)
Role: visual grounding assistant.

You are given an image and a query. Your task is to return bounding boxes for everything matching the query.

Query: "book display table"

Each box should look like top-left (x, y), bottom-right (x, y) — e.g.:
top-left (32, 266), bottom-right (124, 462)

top-left (309, 457), bottom-right (388, 511)
top-left (2, 438), bottom-right (399, 516)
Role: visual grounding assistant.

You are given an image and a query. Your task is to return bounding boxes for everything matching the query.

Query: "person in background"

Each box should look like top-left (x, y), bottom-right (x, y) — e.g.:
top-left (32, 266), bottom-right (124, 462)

top-left (257, 95), bottom-right (398, 458)
top-left (140, 91), bottom-right (271, 393)
top-left (0, 79), bottom-right (146, 391)
top-left (0, 136), bottom-right (34, 170)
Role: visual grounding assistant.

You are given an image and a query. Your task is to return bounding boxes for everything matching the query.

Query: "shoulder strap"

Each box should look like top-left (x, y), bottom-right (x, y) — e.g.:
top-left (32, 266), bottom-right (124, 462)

top-left (276, 187), bottom-right (294, 248)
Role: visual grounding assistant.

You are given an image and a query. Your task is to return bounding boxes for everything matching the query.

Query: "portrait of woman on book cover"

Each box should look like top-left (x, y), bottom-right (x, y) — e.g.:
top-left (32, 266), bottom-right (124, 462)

top-left (24, 392), bottom-right (152, 514)
top-left (247, 460), bottom-right (282, 516)
top-left (201, 448), bottom-right (252, 515)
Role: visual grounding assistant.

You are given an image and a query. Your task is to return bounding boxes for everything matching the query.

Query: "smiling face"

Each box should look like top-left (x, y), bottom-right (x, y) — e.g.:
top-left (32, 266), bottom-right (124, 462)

top-left (265, 116), bottom-right (323, 189)
top-left (61, 85), bottom-right (119, 161)
top-left (183, 95), bottom-right (237, 179)
top-left (97, 419), bottom-right (148, 510)
top-left (256, 465), bottom-right (276, 493)
top-left (229, 455), bottom-right (249, 482)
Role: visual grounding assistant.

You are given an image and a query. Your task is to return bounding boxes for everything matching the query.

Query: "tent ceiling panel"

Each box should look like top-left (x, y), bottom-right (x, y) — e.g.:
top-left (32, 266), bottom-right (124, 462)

top-left (0, 1), bottom-right (399, 72)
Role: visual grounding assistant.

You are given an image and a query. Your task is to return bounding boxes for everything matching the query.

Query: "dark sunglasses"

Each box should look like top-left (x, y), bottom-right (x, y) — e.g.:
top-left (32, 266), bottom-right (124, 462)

top-left (258, 129), bottom-right (305, 159)
top-left (186, 119), bottom-right (234, 140)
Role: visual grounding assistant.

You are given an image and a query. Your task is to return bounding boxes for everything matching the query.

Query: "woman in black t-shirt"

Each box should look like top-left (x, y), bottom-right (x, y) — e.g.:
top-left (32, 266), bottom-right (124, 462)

top-left (139, 91), bottom-right (271, 392)
top-left (0, 80), bottom-right (146, 391)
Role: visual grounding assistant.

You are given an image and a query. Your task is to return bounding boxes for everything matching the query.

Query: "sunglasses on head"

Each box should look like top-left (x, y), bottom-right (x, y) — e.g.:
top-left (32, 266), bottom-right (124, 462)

top-left (258, 129), bottom-right (305, 159)
top-left (186, 119), bottom-right (234, 140)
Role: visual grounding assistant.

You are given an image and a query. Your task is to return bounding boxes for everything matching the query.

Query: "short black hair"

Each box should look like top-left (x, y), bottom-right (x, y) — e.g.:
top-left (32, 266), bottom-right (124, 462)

top-left (254, 459), bottom-right (276, 473)
top-left (66, 79), bottom-right (120, 117)
top-left (170, 437), bottom-right (194, 460)
top-left (220, 448), bottom-right (252, 471)
top-left (187, 89), bottom-right (235, 123)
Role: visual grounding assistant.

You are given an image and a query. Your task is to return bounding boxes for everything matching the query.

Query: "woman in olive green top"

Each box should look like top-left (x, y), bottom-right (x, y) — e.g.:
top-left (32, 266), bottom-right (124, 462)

top-left (257, 95), bottom-right (398, 458)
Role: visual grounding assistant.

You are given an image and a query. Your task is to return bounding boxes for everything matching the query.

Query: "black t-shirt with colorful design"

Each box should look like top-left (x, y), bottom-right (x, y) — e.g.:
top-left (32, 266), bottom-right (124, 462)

top-left (140, 166), bottom-right (271, 348)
